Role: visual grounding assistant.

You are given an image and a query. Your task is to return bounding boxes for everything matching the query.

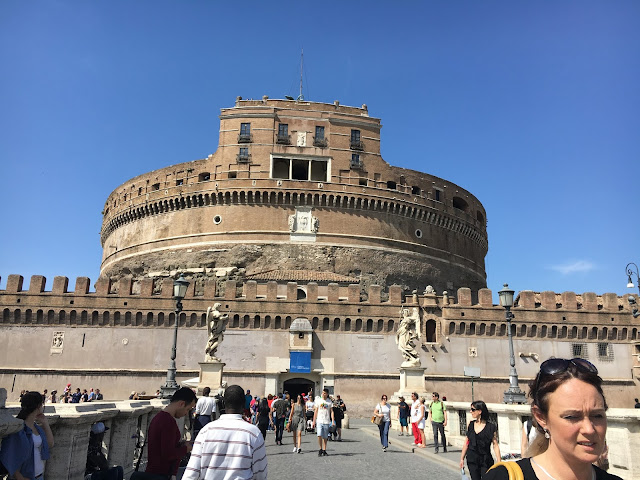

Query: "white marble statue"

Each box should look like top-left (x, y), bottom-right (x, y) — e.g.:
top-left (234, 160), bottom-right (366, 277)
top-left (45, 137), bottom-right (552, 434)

top-left (205, 303), bottom-right (228, 362)
top-left (395, 307), bottom-right (421, 367)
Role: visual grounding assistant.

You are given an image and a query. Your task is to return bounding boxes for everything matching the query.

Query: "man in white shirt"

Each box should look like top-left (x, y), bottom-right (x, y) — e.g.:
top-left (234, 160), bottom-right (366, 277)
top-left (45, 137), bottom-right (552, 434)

top-left (312, 388), bottom-right (335, 456)
top-left (194, 387), bottom-right (217, 437)
top-left (184, 385), bottom-right (267, 480)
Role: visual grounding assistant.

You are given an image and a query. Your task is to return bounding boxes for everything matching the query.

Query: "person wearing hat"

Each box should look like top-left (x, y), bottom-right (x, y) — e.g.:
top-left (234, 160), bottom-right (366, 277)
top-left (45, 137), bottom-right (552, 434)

top-left (85, 422), bottom-right (124, 480)
top-left (0, 391), bottom-right (54, 479)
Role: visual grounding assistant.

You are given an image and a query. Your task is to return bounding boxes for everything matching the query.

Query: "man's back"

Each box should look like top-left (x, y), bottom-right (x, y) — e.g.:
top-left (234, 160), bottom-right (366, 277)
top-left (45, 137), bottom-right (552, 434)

top-left (184, 414), bottom-right (267, 480)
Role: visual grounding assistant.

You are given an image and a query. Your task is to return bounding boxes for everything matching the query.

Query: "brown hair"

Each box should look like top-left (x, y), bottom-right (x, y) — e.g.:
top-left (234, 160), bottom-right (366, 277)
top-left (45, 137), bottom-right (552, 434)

top-left (528, 362), bottom-right (607, 456)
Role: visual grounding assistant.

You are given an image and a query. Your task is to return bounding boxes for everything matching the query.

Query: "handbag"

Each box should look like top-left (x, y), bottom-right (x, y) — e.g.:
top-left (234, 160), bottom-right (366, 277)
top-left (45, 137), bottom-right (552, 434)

top-left (486, 461), bottom-right (524, 480)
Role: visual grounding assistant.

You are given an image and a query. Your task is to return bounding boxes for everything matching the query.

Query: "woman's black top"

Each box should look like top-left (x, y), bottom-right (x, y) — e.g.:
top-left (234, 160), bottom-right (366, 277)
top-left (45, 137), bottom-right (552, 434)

top-left (257, 406), bottom-right (270, 427)
top-left (483, 458), bottom-right (623, 480)
top-left (467, 421), bottom-right (497, 459)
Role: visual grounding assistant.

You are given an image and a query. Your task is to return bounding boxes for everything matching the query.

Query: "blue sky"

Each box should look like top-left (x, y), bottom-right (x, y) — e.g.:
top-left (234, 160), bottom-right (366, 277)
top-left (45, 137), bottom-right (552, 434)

top-left (1, 1), bottom-right (639, 300)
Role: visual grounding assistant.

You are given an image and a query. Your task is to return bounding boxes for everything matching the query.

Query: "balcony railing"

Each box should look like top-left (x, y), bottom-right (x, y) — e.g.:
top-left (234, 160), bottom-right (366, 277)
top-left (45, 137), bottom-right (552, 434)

top-left (238, 133), bottom-right (253, 143)
top-left (237, 153), bottom-right (251, 163)
top-left (350, 139), bottom-right (364, 151)
top-left (276, 134), bottom-right (291, 145)
top-left (313, 137), bottom-right (328, 148)
top-left (350, 158), bottom-right (363, 169)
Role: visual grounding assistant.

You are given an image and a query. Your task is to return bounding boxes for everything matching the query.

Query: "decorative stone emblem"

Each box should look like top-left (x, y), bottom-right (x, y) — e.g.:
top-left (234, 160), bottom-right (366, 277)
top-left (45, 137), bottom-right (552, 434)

top-left (51, 331), bottom-right (64, 354)
top-left (288, 207), bottom-right (318, 242)
top-left (424, 285), bottom-right (435, 295)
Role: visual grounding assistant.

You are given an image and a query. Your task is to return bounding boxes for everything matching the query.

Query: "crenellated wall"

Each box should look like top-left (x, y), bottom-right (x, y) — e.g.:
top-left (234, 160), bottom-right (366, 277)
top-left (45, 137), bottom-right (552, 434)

top-left (1, 275), bottom-right (638, 407)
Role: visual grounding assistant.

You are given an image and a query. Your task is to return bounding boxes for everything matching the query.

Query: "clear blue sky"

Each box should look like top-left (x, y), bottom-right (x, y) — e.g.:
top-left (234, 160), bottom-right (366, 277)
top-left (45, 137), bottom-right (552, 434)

top-left (1, 1), bottom-right (639, 300)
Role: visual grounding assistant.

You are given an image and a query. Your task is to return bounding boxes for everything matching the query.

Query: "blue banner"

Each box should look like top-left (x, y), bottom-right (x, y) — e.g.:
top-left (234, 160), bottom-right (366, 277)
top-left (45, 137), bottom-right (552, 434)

top-left (290, 351), bottom-right (311, 373)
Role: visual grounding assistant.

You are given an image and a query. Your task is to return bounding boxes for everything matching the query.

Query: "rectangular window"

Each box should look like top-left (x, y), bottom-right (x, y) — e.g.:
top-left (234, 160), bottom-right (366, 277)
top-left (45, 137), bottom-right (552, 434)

top-left (277, 124), bottom-right (290, 144)
top-left (350, 129), bottom-right (363, 150)
top-left (237, 147), bottom-right (250, 163)
top-left (434, 189), bottom-right (441, 201)
top-left (351, 154), bottom-right (361, 169)
top-left (597, 342), bottom-right (613, 361)
top-left (314, 126), bottom-right (327, 147)
top-left (239, 123), bottom-right (252, 143)
top-left (176, 179), bottom-right (183, 186)
top-left (572, 343), bottom-right (588, 359)
top-left (271, 157), bottom-right (328, 182)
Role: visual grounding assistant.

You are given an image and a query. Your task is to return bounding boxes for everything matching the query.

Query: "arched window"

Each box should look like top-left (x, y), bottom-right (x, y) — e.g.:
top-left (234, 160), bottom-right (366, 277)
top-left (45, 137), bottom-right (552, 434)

top-left (344, 318), bottom-right (352, 331)
top-left (366, 319), bottom-right (373, 332)
top-left (425, 319), bottom-right (437, 343)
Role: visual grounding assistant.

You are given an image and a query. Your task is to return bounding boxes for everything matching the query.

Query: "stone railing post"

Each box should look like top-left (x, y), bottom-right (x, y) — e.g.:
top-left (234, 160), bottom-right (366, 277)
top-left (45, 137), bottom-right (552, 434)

top-left (108, 401), bottom-right (156, 477)
top-left (47, 411), bottom-right (102, 479)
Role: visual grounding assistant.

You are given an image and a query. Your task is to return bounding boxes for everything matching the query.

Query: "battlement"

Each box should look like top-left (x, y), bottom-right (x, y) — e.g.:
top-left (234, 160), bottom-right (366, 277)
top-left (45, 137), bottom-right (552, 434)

top-left (2, 275), bottom-right (637, 318)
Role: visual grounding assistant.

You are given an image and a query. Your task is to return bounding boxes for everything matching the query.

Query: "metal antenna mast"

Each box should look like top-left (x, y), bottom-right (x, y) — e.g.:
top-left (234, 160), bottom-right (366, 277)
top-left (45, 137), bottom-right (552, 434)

top-left (298, 49), bottom-right (304, 101)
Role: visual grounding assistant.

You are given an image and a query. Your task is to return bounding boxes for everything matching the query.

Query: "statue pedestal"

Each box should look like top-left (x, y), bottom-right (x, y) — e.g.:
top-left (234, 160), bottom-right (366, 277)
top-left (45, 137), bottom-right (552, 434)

top-left (393, 366), bottom-right (429, 398)
top-left (390, 367), bottom-right (430, 432)
top-left (197, 361), bottom-right (225, 395)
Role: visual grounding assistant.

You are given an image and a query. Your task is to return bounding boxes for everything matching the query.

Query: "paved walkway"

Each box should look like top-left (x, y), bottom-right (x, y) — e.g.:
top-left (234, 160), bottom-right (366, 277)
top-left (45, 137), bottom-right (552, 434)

top-left (265, 419), bottom-right (461, 479)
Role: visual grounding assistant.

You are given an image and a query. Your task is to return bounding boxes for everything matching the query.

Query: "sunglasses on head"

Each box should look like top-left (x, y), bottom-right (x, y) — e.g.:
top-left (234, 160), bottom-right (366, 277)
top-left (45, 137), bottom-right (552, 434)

top-left (539, 358), bottom-right (598, 376)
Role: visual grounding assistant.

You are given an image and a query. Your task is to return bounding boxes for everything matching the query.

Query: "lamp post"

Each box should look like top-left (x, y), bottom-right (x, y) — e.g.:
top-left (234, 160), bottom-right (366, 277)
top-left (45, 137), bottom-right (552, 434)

top-left (160, 274), bottom-right (190, 398)
top-left (498, 283), bottom-right (527, 404)
top-left (625, 263), bottom-right (640, 318)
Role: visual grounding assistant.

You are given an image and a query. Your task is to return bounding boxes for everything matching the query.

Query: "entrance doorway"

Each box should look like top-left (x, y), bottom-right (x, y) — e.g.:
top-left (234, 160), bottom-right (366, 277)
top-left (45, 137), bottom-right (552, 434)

top-left (283, 378), bottom-right (315, 401)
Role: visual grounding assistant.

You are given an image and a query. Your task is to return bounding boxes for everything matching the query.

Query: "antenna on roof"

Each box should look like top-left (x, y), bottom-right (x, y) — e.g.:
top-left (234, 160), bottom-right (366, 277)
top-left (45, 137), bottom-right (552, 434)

top-left (297, 48), bottom-right (304, 101)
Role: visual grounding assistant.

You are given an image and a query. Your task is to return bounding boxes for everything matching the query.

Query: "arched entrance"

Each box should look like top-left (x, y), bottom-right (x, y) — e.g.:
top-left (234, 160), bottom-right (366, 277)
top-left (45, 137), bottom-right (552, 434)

top-left (283, 377), bottom-right (315, 401)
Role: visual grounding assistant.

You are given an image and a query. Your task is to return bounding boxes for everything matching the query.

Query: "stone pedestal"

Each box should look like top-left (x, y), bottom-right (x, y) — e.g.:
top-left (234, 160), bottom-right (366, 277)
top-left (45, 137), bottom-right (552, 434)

top-left (198, 361), bottom-right (225, 394)
top-left (389, 367), bottom-right (430, 432)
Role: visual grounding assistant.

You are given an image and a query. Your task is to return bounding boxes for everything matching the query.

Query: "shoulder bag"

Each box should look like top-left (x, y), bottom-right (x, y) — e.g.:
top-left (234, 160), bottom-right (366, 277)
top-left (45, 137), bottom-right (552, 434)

top-left (371, 404), bottom-right (383, 425)
top-left (486, 461), bottom-right (524, 480)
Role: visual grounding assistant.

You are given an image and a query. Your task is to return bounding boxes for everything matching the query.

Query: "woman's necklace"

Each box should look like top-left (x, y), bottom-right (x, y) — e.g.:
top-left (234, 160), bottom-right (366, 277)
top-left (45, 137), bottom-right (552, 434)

top-left (530, 457), bottom-right (595, 480)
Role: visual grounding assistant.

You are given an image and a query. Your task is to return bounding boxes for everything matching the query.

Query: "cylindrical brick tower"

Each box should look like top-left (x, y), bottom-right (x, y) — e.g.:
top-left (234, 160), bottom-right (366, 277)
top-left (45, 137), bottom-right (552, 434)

top-left (100, 97), bottom-right (488, 294)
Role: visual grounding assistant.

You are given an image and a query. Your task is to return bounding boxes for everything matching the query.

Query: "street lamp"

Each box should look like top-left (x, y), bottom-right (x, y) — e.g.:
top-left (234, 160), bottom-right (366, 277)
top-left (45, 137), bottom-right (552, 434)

top-left (160, 274), bottom-right (190, 398)
top-left (625, 263), bottom-right (640, 318)
top-left (498, 283), bottom-right (527, 404)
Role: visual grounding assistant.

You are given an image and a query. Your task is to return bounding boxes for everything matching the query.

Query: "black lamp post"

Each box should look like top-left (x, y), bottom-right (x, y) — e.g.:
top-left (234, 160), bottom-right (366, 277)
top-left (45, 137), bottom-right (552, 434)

top-left (160, 274), bottom-right (190, 398)
top-left (498, 283), bottom-right (527, 404)
top-left (625, 263), bottom-right (640, 318)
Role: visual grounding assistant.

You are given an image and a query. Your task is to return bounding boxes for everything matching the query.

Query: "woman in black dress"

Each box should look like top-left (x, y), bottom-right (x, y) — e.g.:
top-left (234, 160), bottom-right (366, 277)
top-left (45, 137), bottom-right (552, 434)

top-left (460, 400), bottom-right (500, 480)
top-left (256, 397), bottom-right (272, 440)
top-left (484, 358), bottom-right (622, 480)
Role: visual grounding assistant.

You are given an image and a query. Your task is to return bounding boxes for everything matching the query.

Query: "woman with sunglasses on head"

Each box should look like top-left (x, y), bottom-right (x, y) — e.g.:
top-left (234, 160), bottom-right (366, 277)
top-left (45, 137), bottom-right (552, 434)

top-left (484, 358), bottom-right (622, 480)
top-left (373, 394), bottom-right (391, 451)
top-left (460, 400), bottom-right (500, 480)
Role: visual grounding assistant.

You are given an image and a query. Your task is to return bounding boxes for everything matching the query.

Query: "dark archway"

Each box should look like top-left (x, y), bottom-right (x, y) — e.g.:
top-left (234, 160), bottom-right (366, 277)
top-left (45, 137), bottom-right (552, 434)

top-left (283, 378), bottom-right (315, 401)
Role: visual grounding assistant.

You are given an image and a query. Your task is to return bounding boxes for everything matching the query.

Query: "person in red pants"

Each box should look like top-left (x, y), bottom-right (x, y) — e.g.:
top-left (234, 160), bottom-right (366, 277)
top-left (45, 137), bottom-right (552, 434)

top-left (410, 392), bottom-right (423, 446)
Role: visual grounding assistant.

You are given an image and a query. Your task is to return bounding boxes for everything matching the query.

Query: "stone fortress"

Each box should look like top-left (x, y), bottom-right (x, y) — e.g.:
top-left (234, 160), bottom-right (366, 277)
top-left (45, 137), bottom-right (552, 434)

top-left (1, 97), bottom-right (639, 415)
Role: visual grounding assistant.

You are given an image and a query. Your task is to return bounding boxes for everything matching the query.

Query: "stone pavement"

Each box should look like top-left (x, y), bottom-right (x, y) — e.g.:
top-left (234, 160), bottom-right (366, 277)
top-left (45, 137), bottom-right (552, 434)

top-left (265, 419), bottom-right (461, 479)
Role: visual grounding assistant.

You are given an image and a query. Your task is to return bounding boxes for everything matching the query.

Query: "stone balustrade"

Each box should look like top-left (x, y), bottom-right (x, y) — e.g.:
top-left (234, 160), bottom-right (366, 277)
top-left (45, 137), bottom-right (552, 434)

top-left (0, 388), bottom-right (186, 480)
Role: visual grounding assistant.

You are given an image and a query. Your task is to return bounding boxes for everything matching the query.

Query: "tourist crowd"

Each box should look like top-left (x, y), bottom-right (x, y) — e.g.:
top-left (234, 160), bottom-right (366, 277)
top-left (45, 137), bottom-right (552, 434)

top-left (2, 358), bottom-right (623, 480)
top-left (19, 385), bottom-right (105, 404)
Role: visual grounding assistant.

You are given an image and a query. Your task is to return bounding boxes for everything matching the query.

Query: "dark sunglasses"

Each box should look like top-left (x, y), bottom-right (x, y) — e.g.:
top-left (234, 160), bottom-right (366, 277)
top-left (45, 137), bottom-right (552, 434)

top-left (540, 358), bottom-right (598, 376)
top-left (470, 407), bottom-right (477, 412)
